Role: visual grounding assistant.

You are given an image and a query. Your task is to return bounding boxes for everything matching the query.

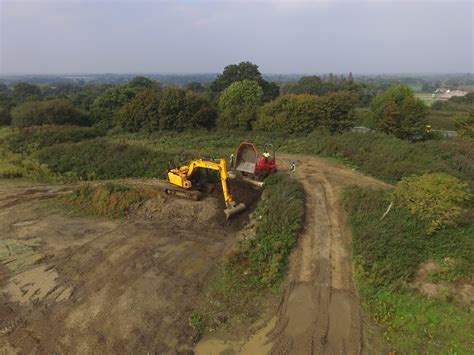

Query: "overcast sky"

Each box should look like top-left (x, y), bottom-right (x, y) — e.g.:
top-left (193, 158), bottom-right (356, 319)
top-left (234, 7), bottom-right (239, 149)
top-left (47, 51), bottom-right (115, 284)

top-left (1, 0), bottom-right (472, 74)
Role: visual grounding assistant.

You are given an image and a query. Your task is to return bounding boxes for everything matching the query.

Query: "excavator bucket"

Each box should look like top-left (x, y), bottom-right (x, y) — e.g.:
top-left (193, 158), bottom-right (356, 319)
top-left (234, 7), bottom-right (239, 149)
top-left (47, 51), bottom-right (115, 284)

top-left (224, 202), bottom-right (247, 220)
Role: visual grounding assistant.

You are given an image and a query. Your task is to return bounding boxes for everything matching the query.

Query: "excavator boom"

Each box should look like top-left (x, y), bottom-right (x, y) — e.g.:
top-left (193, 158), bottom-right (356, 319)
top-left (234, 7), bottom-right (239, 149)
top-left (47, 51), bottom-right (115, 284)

top-left (167, 159), bottom-right (246, 219)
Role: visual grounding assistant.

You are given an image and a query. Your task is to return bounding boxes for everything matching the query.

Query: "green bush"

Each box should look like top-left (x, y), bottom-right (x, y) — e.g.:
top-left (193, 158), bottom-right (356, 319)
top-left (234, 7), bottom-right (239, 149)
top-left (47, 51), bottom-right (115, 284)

top-left (393, 173), bottom-right (471, 234)
top-left (35, 139), bottom-right (173, 180)
top-left (11, 99), bottom-right (89, 127)
top-left (371, 85), bottom-right (428, 139)
top-left (454, 107), bottom-right (474, 139)
top-left (218, 80), bottom-right (263, 130)
top-left (255, 94), bottom-right (320, 133)
top-left (3, 125), bottom-right (103, 153)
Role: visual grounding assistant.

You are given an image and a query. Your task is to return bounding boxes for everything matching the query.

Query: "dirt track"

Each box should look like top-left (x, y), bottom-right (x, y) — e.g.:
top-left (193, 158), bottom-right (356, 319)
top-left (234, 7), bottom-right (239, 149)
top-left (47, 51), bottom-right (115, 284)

top-left (267, 155), bottom-right (389, 355)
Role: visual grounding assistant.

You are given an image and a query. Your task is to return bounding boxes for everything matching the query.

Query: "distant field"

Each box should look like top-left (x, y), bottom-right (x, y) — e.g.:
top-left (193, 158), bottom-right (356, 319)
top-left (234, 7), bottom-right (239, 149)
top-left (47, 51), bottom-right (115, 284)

top-left (415, 92), bottom-right (435, 106)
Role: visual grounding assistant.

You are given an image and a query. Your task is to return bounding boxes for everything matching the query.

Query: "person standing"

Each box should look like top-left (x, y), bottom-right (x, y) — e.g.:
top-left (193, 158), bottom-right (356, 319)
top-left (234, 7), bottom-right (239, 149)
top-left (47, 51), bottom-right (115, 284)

top-left (290, 160), bottom-right (296, 177)
top-left (229, 153), bottom-right (235, 169)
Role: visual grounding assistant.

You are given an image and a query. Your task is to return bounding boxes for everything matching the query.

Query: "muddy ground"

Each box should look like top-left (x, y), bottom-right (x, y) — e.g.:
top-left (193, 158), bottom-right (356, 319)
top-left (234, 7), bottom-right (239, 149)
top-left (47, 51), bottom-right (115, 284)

top-left (0, 179), bottom-right (260, 354)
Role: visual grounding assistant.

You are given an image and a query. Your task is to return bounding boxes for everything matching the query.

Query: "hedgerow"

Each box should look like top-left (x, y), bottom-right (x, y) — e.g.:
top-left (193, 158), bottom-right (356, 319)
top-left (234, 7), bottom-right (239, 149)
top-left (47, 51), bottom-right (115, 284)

top-left (35, 139), bottom-right (174, 181)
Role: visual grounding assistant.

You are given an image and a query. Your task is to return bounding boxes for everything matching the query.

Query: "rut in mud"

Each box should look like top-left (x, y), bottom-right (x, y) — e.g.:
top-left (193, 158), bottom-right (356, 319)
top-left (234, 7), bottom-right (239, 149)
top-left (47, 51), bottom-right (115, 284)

top-left (0, 179), bottom-right (260, 354)
top-left (268, 155), bottom-right (390, 355)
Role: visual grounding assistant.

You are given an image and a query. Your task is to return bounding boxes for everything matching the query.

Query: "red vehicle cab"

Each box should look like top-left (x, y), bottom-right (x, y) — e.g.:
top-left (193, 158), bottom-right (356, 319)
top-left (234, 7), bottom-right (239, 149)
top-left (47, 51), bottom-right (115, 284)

top-left (235, 142), bottom-right (277, 180)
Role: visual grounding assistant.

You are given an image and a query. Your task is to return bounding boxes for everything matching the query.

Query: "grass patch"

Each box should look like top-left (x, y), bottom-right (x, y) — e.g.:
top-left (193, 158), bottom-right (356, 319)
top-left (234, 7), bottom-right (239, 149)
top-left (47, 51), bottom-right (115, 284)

top-left (62, 183), bottom-right (161, 218)
top-left (3, 125), bottom-right (103, 154)
top-left (343, 185), bottom-right (474, 352)
top-left (197, 174), bottom-right (304, 333)
top-left (35, 139), bottom-right (175, 181)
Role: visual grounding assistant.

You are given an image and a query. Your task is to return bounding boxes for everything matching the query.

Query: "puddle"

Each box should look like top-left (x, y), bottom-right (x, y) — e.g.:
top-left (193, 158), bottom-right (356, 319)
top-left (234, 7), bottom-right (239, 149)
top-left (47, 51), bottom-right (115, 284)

top-left (195, 317), bottom-right (276, 355)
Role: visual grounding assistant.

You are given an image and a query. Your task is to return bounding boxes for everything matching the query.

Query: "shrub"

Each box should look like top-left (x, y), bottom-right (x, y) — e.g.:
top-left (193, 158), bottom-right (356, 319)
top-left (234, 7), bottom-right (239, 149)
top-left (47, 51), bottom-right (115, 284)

top-left (315, 90), bottom-right (358, 133)
top-left (453, 107), bottom-right (474, 139)
top-left (3, 125), bottom-right (103, 153)
top-left (35, 140), bottom-right (173, 180)
top-left (392, 173), bottom-right (471, 234)
top-left (371, 85), bottom-right (428, 139)
top-left (218, 80), bottom-right (263, 130)
top-left (11, 99), bottom-right (89, 127)
top-left (90, 85), bottom-right (137, 129)
top-left (255, 94), bottom-right (320, 133)
top-left (158, 87), bottom-right (216, 131)
top-left (116, 88), bottom-right (161, 132)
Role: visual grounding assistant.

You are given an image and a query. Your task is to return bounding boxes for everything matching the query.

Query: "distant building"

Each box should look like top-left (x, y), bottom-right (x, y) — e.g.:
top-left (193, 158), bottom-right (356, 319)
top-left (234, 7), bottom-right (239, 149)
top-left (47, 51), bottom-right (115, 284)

top-left (433, 88), bottom-right (468, 101)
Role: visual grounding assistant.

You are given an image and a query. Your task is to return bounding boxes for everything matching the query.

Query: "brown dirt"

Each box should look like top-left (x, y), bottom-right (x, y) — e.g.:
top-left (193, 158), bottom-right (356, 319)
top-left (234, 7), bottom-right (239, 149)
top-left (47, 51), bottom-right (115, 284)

top-left (0, 179), bottom-right (260, 354)
top-left (411, 260), bottom-right (474, 309)
top-left (266, 154), bottom-right (390, 355)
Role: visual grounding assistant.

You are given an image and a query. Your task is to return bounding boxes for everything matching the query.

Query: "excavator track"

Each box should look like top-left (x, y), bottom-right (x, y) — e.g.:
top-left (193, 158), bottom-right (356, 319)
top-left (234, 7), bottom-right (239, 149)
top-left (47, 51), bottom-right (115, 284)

top-left (125, 179), bottom-right (203, 201)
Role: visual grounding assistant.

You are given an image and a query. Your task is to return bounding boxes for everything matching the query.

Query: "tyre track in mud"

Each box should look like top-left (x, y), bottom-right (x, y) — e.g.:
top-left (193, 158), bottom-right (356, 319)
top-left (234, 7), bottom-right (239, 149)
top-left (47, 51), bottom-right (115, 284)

top-left (269, 155), bottom-right (390, 355)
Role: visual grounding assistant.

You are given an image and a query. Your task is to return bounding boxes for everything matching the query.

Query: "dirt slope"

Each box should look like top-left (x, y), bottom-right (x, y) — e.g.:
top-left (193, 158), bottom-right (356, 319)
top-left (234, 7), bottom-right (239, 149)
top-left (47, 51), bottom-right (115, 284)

top-left (268, 154), bottom-right (390, 355)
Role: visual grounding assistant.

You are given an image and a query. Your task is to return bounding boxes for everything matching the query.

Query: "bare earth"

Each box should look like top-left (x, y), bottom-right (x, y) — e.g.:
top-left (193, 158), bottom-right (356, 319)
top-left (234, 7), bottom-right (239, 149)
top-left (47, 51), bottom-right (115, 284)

top-left (267, 155), bottom-right (390, 355)
top-left (0, 155), bottom-right (389, 354)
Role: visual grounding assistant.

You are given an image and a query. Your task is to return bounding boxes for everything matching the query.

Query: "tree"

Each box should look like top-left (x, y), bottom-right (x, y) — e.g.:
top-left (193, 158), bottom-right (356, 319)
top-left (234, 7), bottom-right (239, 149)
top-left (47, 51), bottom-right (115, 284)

top-left (211, 61), bottom-right (279, 101)
top-left (454, 107), bottom-right (474, 139)
top-left (116, 89), bottom-right (161, 132)
top-left (0, 103), bottom-right (12, 125)
top-left (217, 80), bottom-right (263, 130)
top-left (10, 99), bottom-right (88, 127)
top-left (316, 91), bottom-right (358, 133)
top-left (371, 85), bottom-right (428, 139)
top-left (90, 85), bottom-right (137, 129)
top-left (255, 94), bottom-right (320, 133)
top-left (127, 76), bottom-right (156, 90)
top-left (11, 82), bottom-right (41, 103)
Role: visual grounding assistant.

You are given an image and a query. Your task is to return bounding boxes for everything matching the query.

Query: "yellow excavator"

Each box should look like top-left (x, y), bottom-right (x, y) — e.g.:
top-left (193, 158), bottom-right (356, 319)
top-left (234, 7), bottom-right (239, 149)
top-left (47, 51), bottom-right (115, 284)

top-left (167, 158), bottom-right (246, 219)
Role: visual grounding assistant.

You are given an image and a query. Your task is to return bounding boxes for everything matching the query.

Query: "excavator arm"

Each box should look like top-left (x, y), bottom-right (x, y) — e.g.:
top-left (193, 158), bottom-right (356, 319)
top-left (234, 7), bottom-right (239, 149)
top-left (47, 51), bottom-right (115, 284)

top-left (167, 159), bottom-right (246, 218)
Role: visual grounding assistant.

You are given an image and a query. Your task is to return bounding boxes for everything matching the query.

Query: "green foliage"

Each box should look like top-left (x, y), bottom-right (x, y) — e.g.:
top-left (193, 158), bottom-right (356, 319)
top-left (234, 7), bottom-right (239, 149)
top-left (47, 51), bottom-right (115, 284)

top-left (127, 76), bottom-right (155, 90)
top-left (241, 174), bottom-right (304, 287)
top-left (11, 82), bottom-right (41, 102)
top-left (344, 187), bottom-right (474, 287)
top-left (255, 94), bottom-right (319, 133)
top-left (3, 125), bottom-right (103, 153)
top-left (158, 87), bottom-right (216, 131)
top-left (371, 85), bottom-right (428, 139)
top-left (344, 186), bottom-right (474, 353)
top-left (218, 80), bottom-right (263, 130)
top-left (90, 85), bottom-right (137, 129)
top-left (35, 140), bottom-right (172, 180)
top-left (454, 107), bottom-right (474, 139)
top-left (189, 312), bottom-right (206, 335)
top-left (316, 91), bottom-right (358, 133)
top-left (0, 103), bottom-right (12, 125)
top-left (359, 280), bottom-right (473, 353)
top-left (10, 99), bottom-right (89, 127)
top-left (393, 173), bottom-right (471, 234)
top-left (63, 183), bottom-right (160, 218)
top-left (116, 88), bottom-right (161, 132)
top-left (211, 61), bottom-right (279, 101)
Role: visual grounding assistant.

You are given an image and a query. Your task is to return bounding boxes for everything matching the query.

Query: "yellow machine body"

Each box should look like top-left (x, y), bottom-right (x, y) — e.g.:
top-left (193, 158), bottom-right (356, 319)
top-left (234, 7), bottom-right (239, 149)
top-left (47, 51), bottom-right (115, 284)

top-left (167, 159), bottom-right (246, 218)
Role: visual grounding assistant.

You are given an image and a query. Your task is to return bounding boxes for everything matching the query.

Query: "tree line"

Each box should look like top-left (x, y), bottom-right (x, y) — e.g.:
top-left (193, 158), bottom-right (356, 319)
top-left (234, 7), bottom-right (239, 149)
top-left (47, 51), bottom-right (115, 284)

top-left (2, 61), bottom-right (463, 139)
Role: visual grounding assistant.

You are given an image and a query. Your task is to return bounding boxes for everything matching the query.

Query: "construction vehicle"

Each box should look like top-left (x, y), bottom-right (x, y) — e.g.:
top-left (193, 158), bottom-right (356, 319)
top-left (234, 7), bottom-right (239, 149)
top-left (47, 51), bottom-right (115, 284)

top-left (234, 142), bottom-right (277, 181)
top-left (167, 158), bottom-right (246, 219)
